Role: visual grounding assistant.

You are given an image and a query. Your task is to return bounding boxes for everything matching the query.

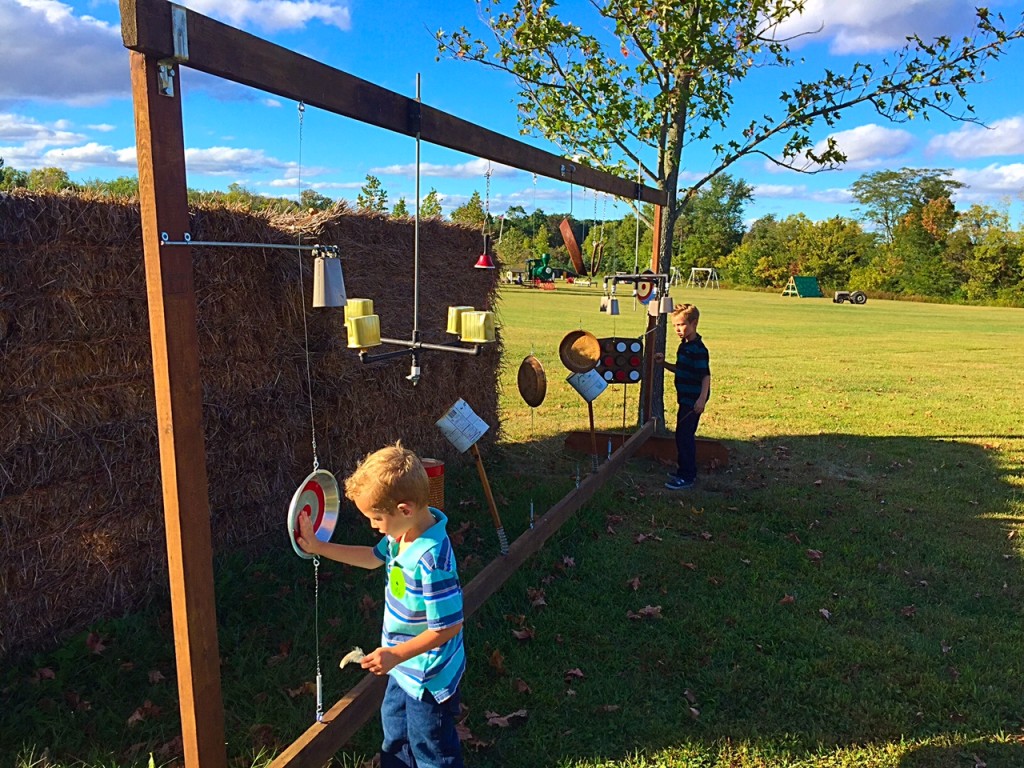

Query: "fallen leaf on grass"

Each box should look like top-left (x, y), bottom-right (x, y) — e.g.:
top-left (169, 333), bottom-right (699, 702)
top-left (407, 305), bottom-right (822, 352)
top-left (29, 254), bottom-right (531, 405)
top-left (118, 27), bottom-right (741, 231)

top-left (688, 706), bottom-right (700, 720)
top-left (64, 691), bottom-right (91, 712)
top-left (806, 549), bottom-right (824, 563)
top-left (786, 532), bottom-right (802, 544)
top-left (484, 709), bottom-right (528, 727)
top-left (562, 556), bottom-right (576, 568)
top-left (488, 649), bottom-right (506, 675)
top-left (148, 670), bottom-right (165, 684)
top-left (267, 640), bottom-right (292, 666)
top-left (819, 608), bottom-right (832, 621)
top-left (597, 704), bottom-right (620, 712)
top-left (681, 562), bottom-right (697, 571)
top-left (456, 721), bottom-right (492, 749)
top-left (86, 632), bottom-right (107, 655)
top-left (359, 594), bottom-right (379, 617)
top-left (527, 587), bottom-right (547, 607)
top-left (511, 627), bottom-right (535, 642)
top-left (514, 678), bottom-right (532, 694)
top-left (901, 605), bottom-right (917, 618)
top-left (779, 594), bottom-right (796, 605)
top-left (564, 668), bottom-right (585, 682)
top-left (287, 681), bottom-right (317, 698)
top-left (683, 689), bottom-right (697, 705)
top-left (627, 576), bottom-right (641, 591)
top-left (127, 699), bottom-right (161, 726)
top-left (627, 605), bottom-right (663, 620)
top-left (30, 668), bottom-right (56, 683)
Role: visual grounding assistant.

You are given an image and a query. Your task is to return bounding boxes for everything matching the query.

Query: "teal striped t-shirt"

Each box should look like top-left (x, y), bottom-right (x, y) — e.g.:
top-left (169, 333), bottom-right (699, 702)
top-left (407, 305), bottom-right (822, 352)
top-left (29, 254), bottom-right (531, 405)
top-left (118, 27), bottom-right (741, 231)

top-left (372, 508), bottom-right (465, 702)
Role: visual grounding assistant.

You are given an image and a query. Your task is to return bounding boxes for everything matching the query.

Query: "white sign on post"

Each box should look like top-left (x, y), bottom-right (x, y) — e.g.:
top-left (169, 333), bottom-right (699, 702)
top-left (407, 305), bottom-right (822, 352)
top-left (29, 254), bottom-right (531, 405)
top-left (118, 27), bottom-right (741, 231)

top-left (566, 368), bottom-right (608, 403)
top-left (436, 398), bottom-right (490, 453)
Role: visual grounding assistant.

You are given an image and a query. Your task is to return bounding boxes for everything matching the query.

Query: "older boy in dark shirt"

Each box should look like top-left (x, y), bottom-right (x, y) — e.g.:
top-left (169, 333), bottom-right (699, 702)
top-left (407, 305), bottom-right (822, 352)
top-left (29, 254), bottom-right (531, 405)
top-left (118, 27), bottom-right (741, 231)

top-left (654, 303), bottom-right (711, 490)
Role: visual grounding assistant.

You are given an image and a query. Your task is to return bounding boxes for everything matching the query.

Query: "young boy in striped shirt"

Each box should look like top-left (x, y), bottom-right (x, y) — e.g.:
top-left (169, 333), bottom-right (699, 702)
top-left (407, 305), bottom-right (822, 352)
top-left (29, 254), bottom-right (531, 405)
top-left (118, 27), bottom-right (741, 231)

top-left (298, 442), bottom-right (465, 767)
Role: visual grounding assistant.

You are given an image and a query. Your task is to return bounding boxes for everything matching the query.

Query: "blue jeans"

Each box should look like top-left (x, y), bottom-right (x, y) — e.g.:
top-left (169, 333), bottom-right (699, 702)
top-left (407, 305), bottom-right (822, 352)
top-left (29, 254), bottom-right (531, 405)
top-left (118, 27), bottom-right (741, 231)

top-left (380, 675), bottom-right (463, 768)
top-left (675, 406), bottom-right (701, 482)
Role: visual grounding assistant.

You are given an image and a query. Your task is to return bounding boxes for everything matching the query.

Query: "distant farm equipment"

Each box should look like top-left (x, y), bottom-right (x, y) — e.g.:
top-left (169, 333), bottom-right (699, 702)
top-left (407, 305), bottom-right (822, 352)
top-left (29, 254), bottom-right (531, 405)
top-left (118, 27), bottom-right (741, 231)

top-left (833, 290), bottom-right (868, 305)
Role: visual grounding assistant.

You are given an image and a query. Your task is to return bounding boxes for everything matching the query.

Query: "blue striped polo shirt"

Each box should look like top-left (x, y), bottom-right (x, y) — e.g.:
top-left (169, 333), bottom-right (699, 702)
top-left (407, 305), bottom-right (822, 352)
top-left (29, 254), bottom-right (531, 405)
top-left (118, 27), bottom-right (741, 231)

top-left (372, 508), bottom-right (465, 702)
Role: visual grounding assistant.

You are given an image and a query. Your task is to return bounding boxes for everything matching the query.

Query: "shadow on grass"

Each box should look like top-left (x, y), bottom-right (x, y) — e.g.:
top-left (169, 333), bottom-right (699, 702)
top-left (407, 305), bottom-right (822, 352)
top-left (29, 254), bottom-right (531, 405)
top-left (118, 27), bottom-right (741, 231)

top-left (1, 432), bottom-right (1020, 767)
top-left (462, 432), bottom-right (1024, 767)
top-left (899, 740), bottom-right (1024, 768)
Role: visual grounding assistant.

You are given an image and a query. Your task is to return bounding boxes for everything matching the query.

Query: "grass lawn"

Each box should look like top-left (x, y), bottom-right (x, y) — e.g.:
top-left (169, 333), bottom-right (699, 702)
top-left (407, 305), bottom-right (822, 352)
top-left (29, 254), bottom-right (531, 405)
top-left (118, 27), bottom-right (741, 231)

top-left (3, 287), bottom-right (1023, 768)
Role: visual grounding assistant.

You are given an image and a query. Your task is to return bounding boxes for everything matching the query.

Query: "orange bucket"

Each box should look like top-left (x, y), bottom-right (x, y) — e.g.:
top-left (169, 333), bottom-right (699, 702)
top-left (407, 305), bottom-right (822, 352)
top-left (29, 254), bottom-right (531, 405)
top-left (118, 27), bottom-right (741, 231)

top-left (422, 458), bottom-right (445, 511)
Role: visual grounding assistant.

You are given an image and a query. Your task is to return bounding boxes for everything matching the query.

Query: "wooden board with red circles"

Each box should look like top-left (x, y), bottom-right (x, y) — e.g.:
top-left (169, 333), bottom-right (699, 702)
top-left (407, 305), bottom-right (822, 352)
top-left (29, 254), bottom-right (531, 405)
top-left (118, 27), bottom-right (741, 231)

top-left (595, 337), bottom-right (644, 384)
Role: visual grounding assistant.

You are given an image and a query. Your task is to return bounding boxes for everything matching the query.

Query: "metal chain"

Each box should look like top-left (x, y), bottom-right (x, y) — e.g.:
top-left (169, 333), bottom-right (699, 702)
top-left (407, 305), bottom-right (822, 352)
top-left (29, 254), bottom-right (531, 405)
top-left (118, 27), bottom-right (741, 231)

top-left (296, 101), bottom-right (319, 471)
top-left (314, 555), bottom-right (323, 722)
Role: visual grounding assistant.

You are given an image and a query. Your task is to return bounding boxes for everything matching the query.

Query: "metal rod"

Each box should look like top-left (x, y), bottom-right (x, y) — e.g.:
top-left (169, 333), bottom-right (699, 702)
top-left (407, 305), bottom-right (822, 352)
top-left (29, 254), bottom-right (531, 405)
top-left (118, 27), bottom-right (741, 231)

top-left (160, 240), bottom-right (336, 252)
top-left (358, 338), bottom-right (482, 363)
top-left (413, 73), bottom-right (421, 341)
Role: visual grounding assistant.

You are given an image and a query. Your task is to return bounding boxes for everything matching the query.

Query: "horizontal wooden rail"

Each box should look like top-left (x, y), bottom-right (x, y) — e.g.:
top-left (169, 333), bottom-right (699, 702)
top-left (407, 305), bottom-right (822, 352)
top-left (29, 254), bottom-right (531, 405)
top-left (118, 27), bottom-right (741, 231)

top-left (119, 0), bottom-right (666, 206)
top-left (268, 419), bottom-right (656, 768)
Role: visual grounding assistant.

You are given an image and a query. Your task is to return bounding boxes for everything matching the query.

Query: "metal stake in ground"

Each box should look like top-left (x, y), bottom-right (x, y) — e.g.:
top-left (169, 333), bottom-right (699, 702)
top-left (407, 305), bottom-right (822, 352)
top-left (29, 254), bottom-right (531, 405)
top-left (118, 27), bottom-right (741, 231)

top-left (470, 442), bottom-right (509, 555)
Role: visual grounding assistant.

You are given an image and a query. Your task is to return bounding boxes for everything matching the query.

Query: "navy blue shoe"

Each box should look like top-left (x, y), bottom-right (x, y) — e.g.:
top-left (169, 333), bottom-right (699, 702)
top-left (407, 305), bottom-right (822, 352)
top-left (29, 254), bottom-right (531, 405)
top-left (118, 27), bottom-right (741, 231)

top-left (664, 476), bottom-right (694, 490)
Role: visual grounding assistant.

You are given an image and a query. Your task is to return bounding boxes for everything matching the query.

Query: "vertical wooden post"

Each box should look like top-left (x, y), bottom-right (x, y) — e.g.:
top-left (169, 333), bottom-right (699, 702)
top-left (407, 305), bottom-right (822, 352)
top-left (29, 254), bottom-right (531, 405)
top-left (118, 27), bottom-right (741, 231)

top-left (130, 50), bottom-right (228, 768)
top-left (642, 204), bottom-right (664, 424)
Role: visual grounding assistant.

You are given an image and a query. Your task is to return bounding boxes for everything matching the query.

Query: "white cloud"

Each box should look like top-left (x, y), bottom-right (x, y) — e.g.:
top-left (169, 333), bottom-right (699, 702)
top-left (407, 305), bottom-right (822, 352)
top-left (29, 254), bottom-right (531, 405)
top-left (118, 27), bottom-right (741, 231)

top-left (41, 141), bottom-right (137, 171)
top-left (768, 123), bottom-right (914, 172)
top-left (772, 0), bottom-right (977, 55)
top-left (184, 146), bottom-right (295, 175)
top-left (0, 0), bottom-right (127, 104)
top-left (87, 123), bottom-right (117, 133)
top-left (179, 0), bottom-right (351, 33)
top-left (753, 183), bottom-right (854, 206)
top-left (927, 116), bottom-right (1024, 158)
top-left (949, 162), bottom-right (1024, 202)
top-left (370, 158), bottom-right (520, 179)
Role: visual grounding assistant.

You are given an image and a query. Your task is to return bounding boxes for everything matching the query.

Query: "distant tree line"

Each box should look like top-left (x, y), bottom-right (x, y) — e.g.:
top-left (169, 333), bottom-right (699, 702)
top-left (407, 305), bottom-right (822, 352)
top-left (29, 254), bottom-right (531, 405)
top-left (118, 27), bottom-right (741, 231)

top-left (3, 158), bottom-right (1021, 306)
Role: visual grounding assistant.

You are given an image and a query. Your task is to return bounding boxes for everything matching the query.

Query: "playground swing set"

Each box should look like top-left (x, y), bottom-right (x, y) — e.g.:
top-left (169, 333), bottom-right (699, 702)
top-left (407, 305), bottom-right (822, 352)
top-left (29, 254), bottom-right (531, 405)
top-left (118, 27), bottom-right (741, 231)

top-left (119, 2), bottom-right (670, 766)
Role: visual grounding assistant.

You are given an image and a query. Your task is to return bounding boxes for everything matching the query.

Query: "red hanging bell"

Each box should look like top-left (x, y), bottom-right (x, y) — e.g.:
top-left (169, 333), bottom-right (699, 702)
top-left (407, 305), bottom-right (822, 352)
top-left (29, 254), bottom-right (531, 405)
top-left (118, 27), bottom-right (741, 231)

top-left (474, 252), bottom-right (496, 269)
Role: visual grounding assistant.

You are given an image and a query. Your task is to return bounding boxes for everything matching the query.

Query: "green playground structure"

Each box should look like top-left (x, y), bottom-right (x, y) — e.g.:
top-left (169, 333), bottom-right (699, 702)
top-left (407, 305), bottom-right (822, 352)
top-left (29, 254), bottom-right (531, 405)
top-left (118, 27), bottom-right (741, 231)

top-left (782, 275), bottom-right (823, 298)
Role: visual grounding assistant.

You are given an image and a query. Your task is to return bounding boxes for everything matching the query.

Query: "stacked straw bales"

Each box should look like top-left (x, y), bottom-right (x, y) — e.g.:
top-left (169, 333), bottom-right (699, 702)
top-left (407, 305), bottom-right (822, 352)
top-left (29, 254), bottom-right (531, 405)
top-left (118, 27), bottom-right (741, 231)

top-left (0, 190), bottom-right (501, 659)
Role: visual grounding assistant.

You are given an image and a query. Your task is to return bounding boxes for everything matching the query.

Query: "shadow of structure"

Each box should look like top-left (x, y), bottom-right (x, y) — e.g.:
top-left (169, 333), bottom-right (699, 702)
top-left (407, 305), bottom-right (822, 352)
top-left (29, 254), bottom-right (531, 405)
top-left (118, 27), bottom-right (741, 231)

top-left (900, 741), bottom-right (1024, 768)
top-left (466, 431), bottom-right (1024, 768)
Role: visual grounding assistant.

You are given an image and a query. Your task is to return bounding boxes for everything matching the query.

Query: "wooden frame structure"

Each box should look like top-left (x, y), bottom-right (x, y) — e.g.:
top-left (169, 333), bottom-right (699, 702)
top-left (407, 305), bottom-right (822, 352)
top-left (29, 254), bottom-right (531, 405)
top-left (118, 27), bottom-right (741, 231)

top-left (118, 1), bottom-right (667, 765)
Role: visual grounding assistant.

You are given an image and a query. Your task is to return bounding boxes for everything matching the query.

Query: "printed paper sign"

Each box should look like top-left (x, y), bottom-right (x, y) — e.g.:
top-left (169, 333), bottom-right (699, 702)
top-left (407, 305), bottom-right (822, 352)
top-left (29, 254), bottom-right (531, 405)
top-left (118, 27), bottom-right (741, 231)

top-left (436, 398), bottom-right (490, 453)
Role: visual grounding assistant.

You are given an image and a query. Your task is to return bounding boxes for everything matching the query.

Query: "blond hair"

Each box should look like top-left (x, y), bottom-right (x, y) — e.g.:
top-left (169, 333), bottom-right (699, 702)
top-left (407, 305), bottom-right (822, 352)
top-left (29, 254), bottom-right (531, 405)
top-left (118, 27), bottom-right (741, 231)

top-left (672, 303), bottom-right (699, 324)
top-left (344, 441), bottom-right (429, 514)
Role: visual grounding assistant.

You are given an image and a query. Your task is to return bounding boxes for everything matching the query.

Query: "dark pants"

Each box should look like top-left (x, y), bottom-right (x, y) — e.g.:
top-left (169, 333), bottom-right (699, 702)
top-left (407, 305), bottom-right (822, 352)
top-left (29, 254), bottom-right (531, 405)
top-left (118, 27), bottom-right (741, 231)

top-left (675, 406), bottom-right (701, 483)
top-left (380, 675), bottom-right (463, 768)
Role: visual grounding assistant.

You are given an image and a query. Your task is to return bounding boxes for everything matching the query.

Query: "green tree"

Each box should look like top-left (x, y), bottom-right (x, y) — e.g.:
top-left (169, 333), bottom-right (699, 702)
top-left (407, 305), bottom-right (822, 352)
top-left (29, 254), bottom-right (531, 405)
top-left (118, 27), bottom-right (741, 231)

top-left (437, 1), bottom-right (1023, 420)
top-left (674, 173), bottom-right (752, 273)
top-left (300, 188), bottom-right (334, 211)
top-left (850, 168), bottom-right (964, 244)
top-left (392, 197), bottom-right (410, 217)
top-left (356, 174), bottom-right (388, 213)
top-left (450, 190), bottom-right (487, 228)
top-left (27, 167), bottom-right (76, 192)
top-left (0, 158), bottom-right (29, 190)
top-left (495, 227), bottom-right (532, 268)
top-left (420, 188), bottom-right (443, 218)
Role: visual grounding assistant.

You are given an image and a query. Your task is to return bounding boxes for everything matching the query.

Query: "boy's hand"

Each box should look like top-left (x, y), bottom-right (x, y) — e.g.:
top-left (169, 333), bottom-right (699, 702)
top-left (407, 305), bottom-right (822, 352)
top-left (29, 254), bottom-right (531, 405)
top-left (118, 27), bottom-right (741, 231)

top-left (361, 647), bottom-right (400, 676)
top-left (296, 510), bottom-right (319, 556)
top-left (693, 398), bottom-right (706, 415)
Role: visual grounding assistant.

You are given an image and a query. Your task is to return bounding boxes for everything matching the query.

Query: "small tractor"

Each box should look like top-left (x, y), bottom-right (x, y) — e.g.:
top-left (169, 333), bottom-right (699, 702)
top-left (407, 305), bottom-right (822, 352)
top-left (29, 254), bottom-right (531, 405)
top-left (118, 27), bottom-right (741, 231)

top-left (833, 290), bottom-right (867, 305)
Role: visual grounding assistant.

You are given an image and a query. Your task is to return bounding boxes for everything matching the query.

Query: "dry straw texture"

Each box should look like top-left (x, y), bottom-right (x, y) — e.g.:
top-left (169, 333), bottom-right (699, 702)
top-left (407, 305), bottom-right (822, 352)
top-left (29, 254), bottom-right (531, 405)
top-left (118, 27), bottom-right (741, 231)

top-left (0, 190), bottom-right (501, 659)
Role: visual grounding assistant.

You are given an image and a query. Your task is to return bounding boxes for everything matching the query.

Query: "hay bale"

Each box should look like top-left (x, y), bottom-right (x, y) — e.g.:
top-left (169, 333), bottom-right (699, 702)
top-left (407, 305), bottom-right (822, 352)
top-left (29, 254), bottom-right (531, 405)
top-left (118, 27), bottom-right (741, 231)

top-left (0, 190), bottom-right (501, 659)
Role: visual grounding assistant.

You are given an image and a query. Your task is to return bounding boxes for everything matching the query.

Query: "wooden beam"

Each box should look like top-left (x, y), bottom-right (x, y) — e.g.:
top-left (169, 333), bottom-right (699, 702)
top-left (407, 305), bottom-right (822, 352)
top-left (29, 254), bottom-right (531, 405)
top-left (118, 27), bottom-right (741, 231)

top-left (118, 0), bottom-right (666, 206)
top-left (130, 50), bottom-right (227, 768)
top-left (268, 420), bottom-right (657, 768)
top-left (641, 205), bottom-right (664, 424)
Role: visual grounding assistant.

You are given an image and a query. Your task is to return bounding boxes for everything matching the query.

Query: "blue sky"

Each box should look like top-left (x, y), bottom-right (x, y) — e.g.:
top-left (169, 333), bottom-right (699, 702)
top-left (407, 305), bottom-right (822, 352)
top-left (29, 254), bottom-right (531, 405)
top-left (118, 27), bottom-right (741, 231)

top-left (2, 0), bottom-right (1024, 225)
